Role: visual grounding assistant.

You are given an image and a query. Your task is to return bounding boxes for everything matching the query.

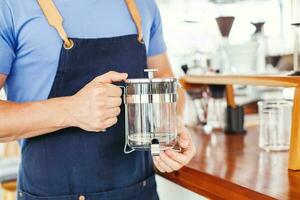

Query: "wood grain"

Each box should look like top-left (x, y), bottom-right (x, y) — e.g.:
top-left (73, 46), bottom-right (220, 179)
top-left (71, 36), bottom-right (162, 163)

top-left (225, 85), bottom-right (236, 108)
top-left (289, 86), bottom-right (300, 169)
top-left (3, 142), bottom-right (19, 157)
top-left (158, 126), bottom-right (300, 200)
top-left (1, 181), bottom-right (17, 192)
top-left (181, 75), bottom-right (300, 87)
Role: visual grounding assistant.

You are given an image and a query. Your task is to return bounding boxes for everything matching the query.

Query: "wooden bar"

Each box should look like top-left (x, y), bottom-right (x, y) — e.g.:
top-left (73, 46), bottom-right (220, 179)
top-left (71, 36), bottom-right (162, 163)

top-left (158, 126), bottom-right (300, 200)
top-left (1, 181), bottom-right (17, 192)
top-left (289, 86), bottom-right (300, 169)
top-left (225, 84), bottom-right (236, 108)
top-left (180, 74), bottom-right (300, 170)
top-left (181, 75), bottom-right (300, 87)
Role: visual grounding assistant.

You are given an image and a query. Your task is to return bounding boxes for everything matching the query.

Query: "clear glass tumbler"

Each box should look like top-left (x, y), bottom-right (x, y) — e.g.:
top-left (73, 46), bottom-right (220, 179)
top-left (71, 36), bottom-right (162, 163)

top-left (258, 100), bottom-right (293, 151)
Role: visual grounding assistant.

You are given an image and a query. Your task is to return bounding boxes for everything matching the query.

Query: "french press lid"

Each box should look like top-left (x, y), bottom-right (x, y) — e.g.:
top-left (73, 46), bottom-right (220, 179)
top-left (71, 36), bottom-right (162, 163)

top-left (125, 69), bottom-right (178, 104)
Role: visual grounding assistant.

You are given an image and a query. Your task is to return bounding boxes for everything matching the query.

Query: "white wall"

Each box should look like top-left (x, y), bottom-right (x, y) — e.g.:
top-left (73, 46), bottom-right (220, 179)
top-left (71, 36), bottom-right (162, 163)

top-left (156, 175), bottom-right (207, 200)
top-left (0, 89), bottom-right (5, 100)
top-left (0, 89), bottom-right (4, 157)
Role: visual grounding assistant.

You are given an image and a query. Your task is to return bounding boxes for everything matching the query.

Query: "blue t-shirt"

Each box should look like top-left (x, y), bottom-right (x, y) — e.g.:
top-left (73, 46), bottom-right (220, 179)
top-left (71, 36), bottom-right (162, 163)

top-left (0, 0), bottom-right (166, 102)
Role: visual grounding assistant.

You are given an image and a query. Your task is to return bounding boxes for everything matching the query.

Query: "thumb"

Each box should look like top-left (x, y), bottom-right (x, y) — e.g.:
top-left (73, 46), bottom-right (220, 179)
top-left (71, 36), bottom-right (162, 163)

top-left (179, 131), bottom-right (190, 148)
top-left (94, 71), bottom-right (128, 83)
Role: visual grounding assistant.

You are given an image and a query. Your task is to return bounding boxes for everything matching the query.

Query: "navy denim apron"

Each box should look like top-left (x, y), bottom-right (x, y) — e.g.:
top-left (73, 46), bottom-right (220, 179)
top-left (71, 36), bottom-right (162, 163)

top-left (17, 1), bottom-right (159, 200)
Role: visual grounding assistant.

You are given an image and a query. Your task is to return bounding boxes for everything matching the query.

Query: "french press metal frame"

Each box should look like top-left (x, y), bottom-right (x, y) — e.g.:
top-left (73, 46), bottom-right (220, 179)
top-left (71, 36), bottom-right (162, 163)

top-left (123, 69), bottom-right (178, 156)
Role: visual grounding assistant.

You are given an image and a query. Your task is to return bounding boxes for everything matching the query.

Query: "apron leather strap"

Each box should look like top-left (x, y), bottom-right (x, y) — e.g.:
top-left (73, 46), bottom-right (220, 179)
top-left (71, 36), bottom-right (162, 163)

top-left (36, 0), bottom-right (144, 46)
top-left (37, 0), bottom-right (72, 48)
top-left (125, 0), bottom-right (144, 43)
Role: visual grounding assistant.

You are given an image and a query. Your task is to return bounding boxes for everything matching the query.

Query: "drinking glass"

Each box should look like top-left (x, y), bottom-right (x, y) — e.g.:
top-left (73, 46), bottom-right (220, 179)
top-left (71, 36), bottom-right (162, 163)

top-left (258, 100), bottom-right (293, 151)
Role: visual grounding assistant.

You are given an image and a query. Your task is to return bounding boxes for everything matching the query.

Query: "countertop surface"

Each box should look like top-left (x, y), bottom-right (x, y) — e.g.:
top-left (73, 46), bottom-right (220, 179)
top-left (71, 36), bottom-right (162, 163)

top-left (158, 125), bottom-right (300, 200)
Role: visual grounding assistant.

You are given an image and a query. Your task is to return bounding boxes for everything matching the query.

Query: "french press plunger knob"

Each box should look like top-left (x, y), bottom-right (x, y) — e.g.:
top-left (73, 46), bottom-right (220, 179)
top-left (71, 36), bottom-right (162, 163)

top-left (144, 68), bottom-right (158, 79)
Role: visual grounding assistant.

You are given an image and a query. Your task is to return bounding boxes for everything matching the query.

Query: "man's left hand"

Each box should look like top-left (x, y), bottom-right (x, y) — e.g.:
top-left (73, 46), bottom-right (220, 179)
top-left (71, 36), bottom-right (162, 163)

top-left (153, 127), bottom-right (196, 173)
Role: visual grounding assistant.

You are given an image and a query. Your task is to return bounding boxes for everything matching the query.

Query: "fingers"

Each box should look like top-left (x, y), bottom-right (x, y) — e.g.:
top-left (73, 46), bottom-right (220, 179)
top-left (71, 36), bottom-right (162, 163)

top-left (179, 131), bottom-right (191, 149)
top-left (105, 107), bottom-right (121, 118)
top-left (153, 157), bottom-right (165, 173)
top-left (105, 97), bottom-right (122, 108)
top-left (179, 131), bottom-right (196, 160)
top-left (95, 114), bottom-right (119, 131)
top-left (105, 84), bottom-right (123, 97)
top-left (94, 83), bottom-right (122, 97)
top-left (94, 71), bottom-right (128, 83)
top-left (164, 150), bottom-right (190, 166)
top-left (159, 152), bottom-right (182, 171)
top-left (164, 132), bottom-right (195, 166)
top-left (153, 156), bottom-right (173, 173)
top-left (103, 117), bottom-right (118, 129)
top-left (73, 72), bottom-right (127, 132)
top-left (153, 152), bottom-right (183, 173)
top-left (153, 130), bottom-right (196, 173)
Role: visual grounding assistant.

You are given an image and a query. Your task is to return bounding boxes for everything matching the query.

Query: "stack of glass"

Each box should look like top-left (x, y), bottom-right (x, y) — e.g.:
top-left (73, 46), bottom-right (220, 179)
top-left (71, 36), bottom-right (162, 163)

top-left (258, 100), bottom-right (292, 151)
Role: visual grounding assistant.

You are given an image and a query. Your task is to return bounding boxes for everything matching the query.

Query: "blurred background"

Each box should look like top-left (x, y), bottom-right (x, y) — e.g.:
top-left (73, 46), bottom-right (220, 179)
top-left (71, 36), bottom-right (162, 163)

top-left (158, 0), bottom-right (294, 76)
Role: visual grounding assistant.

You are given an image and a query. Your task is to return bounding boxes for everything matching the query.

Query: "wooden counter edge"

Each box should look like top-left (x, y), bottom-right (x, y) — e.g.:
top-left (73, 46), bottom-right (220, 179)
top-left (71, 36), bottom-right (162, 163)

top-left (1, 180), bottom-right (17, 192)
top-left (156, 167), bottom-right (276, 200)
top-left (180, 75), bottom-right (300, 87)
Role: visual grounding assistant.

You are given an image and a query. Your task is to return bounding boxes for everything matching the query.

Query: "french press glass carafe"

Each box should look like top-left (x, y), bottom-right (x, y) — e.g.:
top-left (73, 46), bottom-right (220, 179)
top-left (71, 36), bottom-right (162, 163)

top-left (123, 69), bottom-right (178, 156)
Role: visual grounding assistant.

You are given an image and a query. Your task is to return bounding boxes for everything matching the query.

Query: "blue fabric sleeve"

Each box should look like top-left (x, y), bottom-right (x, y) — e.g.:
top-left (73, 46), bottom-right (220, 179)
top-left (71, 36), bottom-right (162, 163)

top-left (147, 2), bottom-right (167, 57)
top-left (0, 0), bottom-right (16, 75)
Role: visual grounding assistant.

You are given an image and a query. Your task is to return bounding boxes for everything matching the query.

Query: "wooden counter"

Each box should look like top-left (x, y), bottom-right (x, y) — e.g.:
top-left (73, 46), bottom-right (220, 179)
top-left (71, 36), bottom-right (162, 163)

top-left (158, 126), bottom-right (300, 200)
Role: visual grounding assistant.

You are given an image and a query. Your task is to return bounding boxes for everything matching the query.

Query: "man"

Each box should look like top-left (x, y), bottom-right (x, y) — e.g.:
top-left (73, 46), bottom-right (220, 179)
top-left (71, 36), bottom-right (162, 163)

top-left (0, 0), bottom-right (195, 199)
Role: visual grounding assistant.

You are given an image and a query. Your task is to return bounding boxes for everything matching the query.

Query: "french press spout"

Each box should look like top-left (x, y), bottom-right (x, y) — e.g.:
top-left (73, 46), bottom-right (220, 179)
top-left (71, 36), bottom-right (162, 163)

top-left (123, 68), bottom-right (178, 156)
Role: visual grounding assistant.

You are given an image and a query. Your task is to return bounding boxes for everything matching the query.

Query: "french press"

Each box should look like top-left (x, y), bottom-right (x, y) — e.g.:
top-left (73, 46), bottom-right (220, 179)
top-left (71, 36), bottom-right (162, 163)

top-left (123, 69), bottom-right (178, 156)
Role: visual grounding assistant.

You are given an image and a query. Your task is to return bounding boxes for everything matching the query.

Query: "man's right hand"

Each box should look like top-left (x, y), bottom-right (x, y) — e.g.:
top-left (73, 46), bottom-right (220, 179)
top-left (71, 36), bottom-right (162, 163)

top-left (65, 71), bottom-right (128, 132)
